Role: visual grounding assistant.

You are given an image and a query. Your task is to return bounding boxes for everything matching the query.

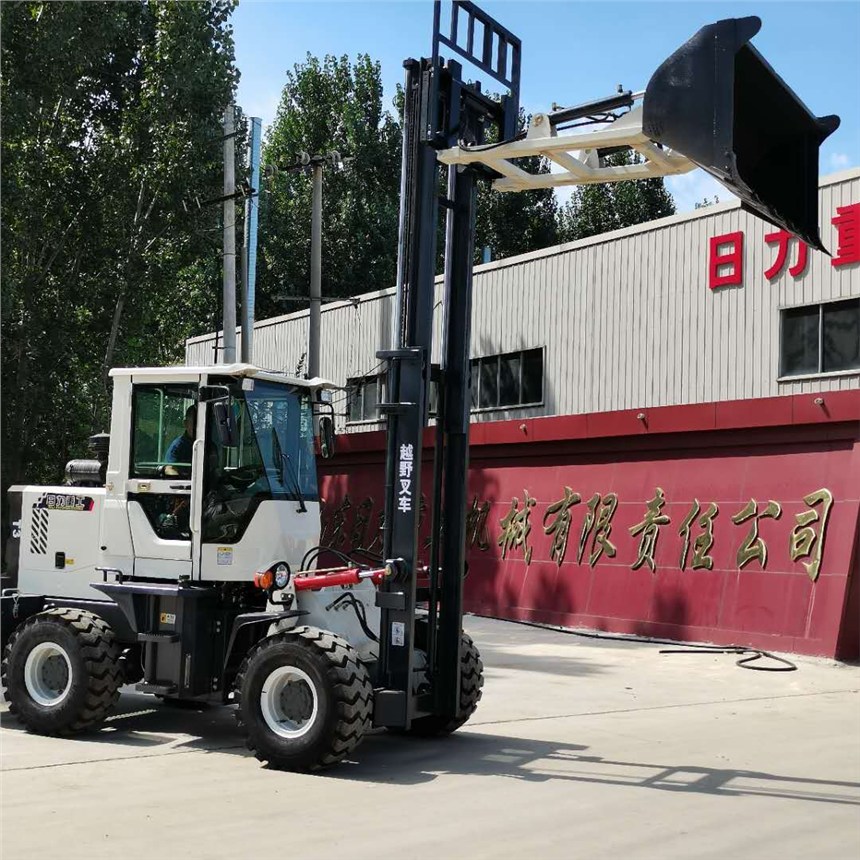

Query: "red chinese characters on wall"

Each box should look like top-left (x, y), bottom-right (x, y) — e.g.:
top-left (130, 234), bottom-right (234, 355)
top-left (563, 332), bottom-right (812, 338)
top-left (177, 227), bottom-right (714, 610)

top-left (831, 203), bottom-right (860, 268)
top-left (707, 201), bottom-right (859, 289)
top-left (320, 485), bottom-right (836, 582)
top-left (764, 230), bottom-right (808, 280)
top-left (708, 232), bottom-right (744, 289)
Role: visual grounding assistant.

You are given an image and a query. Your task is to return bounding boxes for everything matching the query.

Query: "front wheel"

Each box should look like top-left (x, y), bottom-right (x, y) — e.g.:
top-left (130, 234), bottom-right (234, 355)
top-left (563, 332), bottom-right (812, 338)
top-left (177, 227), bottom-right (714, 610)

top-left (235, 626), bottom-right (373, 771)
top-left (1, 608), bottom-right (122, 735)
top-left (407, 632), bottom-right (484, 736)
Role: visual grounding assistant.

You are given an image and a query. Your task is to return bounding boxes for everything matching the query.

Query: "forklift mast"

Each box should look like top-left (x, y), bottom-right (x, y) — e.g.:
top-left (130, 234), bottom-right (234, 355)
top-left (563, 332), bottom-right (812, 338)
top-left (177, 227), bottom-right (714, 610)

top-left (373, 1), bottom-right (521, 729)
top-left (369, 0), bottom-right (837, 730)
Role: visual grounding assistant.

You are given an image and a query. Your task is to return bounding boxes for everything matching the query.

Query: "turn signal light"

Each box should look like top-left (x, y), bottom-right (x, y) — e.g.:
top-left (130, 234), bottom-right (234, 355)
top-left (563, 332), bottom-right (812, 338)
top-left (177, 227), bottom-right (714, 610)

top-left (254, 570), bottom-right (274, 590)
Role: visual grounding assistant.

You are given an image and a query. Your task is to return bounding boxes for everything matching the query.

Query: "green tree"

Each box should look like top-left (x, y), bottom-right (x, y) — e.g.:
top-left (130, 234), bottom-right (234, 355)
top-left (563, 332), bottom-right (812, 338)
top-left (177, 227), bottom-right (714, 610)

top-left (259, 63), bottom-right (567, 301)
top-left (474, 111), bottom-right (559, 263)
top-left (1, 1), bottom-right (237, 508)
top-left (258, 54), bottom-right (402, 318)
top-left (88, 0), bottom-right (239, 378)
top-left (557, 150), bottom-right (676, 241)
top-left (475, 178), bottom-right (559, 262)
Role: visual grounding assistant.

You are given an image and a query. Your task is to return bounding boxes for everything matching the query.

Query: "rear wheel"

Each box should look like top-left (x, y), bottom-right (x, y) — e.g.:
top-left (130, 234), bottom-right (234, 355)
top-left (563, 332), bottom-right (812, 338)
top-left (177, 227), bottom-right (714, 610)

top-left (235, 626), bottom-right (372, 771)
top-left (407, 632), bottom-right (483, 736)
top-left (1, 608), bottom-right (122, 735)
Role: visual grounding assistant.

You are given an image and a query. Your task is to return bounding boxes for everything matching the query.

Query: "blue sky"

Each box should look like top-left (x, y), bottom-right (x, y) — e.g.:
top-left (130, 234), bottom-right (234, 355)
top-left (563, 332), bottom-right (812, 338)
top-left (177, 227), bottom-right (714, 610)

top-left (232, 0), bottom-right (860, 211)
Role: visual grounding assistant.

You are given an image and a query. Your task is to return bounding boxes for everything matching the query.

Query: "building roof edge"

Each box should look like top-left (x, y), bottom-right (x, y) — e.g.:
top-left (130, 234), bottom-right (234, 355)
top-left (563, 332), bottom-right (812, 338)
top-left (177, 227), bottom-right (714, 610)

top-left (186, 168), bottom-right (860, 346)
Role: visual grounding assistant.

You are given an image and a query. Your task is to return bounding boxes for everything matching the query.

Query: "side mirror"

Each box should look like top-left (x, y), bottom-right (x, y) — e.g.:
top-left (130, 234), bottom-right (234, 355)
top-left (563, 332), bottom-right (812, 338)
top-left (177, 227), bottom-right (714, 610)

top-left (212, 401), bottom-right (238, 448)
top-left (318, 415), bottom-right (335, 459)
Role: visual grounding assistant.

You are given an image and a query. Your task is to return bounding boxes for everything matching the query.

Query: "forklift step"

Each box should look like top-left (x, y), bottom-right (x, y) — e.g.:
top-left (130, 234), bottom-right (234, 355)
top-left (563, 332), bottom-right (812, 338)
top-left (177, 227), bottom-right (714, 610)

top-left (137, 632), bottom-right (180, 643)
top-left (136, 682), bottom-right (178, 696)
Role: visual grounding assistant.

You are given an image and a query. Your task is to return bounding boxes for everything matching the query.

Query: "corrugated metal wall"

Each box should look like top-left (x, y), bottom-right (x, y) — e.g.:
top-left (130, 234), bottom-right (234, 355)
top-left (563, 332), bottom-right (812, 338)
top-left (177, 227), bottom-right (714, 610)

top-left (186, 170), bottom-right (860, 429)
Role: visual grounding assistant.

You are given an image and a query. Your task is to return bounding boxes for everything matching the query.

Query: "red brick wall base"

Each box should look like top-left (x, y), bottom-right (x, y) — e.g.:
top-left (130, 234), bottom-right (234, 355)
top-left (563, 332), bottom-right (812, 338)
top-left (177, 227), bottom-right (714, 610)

top-left (319, 391), bottom-right (860, 660)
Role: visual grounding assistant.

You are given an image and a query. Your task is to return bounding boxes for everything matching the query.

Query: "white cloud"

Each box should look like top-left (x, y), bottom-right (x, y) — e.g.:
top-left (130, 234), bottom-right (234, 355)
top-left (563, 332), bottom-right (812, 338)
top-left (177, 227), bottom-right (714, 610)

top-left (829, 152), bottom-right (852, 170)
top-left (554, 184), bottom-right (576, 207)
top-left (665, 169), bottom-right (735, 213)
top-left (240, 91), bottom-right (282, 136)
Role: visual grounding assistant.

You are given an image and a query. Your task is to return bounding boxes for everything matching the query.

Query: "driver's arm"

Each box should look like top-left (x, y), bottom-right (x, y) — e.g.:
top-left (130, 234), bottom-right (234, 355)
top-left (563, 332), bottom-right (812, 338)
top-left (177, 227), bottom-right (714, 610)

top-left (164, 435), bottom-right (191, 477)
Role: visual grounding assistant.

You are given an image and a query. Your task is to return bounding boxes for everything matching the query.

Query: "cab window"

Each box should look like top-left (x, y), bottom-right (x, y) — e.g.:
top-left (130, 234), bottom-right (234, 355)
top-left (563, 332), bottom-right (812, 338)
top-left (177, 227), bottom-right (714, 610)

top-left (200, 381), bottom-right (318, 544)
top-left (131, 385), bottom-right (198, 478)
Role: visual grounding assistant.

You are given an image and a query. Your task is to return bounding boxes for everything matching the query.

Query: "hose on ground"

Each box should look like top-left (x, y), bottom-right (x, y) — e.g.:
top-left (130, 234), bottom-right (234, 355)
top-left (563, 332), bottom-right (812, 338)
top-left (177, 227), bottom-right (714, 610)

top-left (472, 613), bottom-right (797, 672)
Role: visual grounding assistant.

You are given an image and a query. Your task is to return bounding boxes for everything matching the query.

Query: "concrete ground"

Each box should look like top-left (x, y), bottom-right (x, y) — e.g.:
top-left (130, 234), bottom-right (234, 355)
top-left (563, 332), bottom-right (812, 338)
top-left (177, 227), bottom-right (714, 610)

top-left (1, 615), bottom-right (859, 860)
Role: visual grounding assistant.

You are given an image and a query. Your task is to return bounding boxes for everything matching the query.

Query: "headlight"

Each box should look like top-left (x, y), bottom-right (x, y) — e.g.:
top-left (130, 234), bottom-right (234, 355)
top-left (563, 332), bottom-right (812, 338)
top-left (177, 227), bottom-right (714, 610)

top-left (274, 563), bottom-right (291, 589)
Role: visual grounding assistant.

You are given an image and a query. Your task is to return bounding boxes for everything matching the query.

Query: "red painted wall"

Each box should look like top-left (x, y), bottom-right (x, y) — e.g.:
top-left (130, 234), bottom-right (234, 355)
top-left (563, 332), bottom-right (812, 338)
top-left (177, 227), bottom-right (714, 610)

top-left (319, 391), bottom-right (860, 660)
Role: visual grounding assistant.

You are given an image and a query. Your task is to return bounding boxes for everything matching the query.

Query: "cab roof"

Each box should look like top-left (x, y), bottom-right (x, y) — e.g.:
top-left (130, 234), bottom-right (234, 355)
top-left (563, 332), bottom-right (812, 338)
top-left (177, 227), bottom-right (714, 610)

top-left (108, 363), bottom-right (337, 390)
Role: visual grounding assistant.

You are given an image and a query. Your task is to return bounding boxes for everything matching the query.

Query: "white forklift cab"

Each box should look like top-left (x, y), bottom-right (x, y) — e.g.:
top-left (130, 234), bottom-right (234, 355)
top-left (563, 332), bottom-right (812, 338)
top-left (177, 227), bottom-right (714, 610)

top-left (10, 364), bottom-right (334, 599)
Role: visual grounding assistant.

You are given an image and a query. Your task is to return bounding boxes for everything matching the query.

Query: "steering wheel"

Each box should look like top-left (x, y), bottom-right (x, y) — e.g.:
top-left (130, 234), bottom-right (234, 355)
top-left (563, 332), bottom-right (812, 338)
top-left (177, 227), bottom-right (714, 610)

top-left (222, 466), bottom-right (260, 488)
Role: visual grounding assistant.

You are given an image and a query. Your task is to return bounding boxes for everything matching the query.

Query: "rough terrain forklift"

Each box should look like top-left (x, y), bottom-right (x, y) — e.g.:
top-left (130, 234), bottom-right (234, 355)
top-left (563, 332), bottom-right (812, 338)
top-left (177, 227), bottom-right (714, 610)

top-left (1, 2), bottom-right (838, 770)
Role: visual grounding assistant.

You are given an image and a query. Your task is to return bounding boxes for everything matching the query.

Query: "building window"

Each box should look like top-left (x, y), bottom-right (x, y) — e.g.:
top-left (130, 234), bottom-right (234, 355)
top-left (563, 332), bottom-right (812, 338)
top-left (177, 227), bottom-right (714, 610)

top-left (780, 298), bottom-right (860, 377)
top-left (470, 348), bottom-right (543, 410)
top-left (346, 374), bottom-right (385, 422)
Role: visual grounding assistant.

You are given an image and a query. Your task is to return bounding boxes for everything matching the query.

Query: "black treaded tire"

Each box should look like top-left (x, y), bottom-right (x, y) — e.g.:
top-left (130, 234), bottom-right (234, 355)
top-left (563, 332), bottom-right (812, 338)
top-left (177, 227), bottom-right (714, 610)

top-left (235, 625), bottom-right (373, 771)
top-left (1, 608), bottom-right (122, 735)
top-left (407, 632), bottom-right (483, 736)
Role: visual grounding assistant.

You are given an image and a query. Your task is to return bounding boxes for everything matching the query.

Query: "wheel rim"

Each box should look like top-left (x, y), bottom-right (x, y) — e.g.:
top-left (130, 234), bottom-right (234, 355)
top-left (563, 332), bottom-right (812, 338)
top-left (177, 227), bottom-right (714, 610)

top-left (23, 642), bottom-right (73, 707)
top-left (259, 665), bottom-right (318, 739)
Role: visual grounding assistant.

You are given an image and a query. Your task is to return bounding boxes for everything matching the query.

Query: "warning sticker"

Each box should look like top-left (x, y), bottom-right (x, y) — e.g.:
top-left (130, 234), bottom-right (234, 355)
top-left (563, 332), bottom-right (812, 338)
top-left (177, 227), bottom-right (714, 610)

top-left (160, 612), bottom-right (176, 625)
top-left (391, 621), bottom-right (405, 647)
top-left (217, 547), bottom-right (233, 566)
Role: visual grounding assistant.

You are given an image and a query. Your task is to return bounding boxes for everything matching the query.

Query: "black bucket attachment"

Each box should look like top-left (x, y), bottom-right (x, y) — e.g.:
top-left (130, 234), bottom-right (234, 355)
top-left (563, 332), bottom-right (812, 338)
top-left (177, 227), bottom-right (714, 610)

top-left (643, 17), bottom-right (839, 252)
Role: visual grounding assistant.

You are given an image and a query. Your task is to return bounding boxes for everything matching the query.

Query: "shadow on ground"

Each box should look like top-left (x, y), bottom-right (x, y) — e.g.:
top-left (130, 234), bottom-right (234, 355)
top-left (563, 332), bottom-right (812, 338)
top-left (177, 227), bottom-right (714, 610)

top-left (1, 689), bottom-right (247, 759)
top-left (330, 730), bottom-right (860, 805)
top-left (3, 690), bottom-right (858, 807)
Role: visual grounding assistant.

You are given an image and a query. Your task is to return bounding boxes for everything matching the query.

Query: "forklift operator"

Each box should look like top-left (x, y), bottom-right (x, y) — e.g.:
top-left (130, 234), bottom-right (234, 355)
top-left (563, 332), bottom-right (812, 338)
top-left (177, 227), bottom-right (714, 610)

top-left (164, 404), bottom-right (196, 477)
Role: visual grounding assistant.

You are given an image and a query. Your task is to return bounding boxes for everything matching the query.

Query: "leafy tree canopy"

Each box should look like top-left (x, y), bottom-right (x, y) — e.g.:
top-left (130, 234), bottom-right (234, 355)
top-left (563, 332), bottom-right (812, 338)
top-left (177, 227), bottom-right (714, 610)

top-left (1, 1), bottom-right (238, 501)
top-left (257, 54), bottom-right (402, 319)
top-left (557, 150), bottom-right (676, 242)
top-left (474, 109), bottom-right (559, 263)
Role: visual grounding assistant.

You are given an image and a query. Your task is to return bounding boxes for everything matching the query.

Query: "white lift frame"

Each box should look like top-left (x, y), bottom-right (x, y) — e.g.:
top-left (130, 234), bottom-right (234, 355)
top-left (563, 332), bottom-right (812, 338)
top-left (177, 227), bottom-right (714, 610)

top-left (437, 99), bottom-right (697, 192)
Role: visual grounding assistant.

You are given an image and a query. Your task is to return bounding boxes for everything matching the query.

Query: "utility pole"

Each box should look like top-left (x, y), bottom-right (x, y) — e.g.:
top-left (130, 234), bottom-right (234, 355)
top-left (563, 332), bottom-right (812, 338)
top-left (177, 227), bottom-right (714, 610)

top-left (308, 160), bottom-right (323, 379)
top-left (268, 150), bottom-right (349, 379)
top-left (241, 116), bottom-right (262, 364)
top-left (222, 104), bottom-right (237, 364)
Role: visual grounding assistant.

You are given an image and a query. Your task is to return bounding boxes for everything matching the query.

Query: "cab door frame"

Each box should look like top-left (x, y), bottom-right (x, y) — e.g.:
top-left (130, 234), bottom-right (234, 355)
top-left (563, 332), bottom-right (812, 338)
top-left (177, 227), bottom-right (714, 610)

top-left (190, 383), bottom-right (208, 580)
top-left (125, 372), bottom-right (202, 580)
